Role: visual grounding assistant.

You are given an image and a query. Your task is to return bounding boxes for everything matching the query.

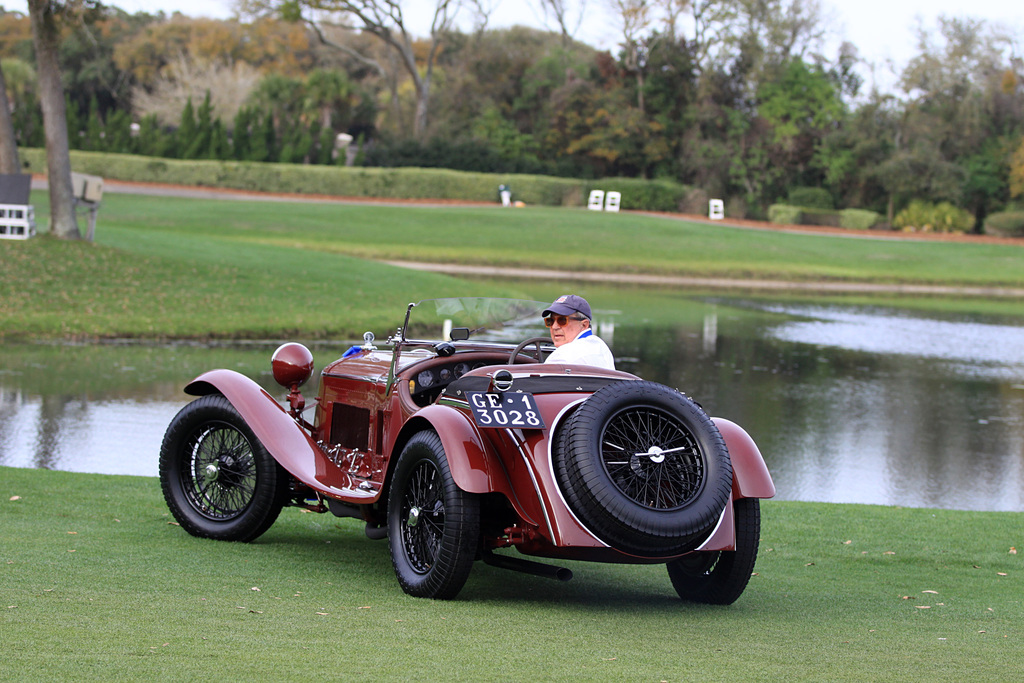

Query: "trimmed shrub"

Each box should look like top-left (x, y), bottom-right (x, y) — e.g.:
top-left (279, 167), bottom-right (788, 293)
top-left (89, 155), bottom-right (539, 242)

top-left (768, 204), bottom-right (803, 224)
top-left (840, 209), bottom-right (884, 230)
top-left (679, 187), bottom-right (709, 215)
top-left (18, 148), bottom-right (689, 211)
top-left (787, 186), bottom-right (834, 210)
top-left (983, 211), bottom-right (1024, 237)
top-left (893, 200), bottom-right (975, 233)
top-left (801, 209), bottom-right (841, 227)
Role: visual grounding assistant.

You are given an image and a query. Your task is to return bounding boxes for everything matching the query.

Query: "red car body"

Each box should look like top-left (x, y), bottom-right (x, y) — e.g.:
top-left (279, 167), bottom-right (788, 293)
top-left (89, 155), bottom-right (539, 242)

top-left (160, 298), bottom-right (775, 602)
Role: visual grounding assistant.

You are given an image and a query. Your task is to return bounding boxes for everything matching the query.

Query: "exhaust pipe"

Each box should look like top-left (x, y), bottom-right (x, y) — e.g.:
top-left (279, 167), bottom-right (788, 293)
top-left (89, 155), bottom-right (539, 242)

top-left (482, 550), bottom-right (573, 582)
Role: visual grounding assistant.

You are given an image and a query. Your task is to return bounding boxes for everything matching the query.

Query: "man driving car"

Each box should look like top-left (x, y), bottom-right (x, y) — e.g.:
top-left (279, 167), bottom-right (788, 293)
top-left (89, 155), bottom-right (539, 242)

top-left (542, 294), bottom-right (615, 370)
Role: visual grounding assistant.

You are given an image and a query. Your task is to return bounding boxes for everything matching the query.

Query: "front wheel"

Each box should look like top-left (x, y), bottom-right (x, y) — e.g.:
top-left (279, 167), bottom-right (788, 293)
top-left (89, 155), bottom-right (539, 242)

top-left (388, 431), bottom-right (480, 599)
top-left (667, 498), bottom-right (761, 605)
top-left (159, 394), bottom-right (290, 542)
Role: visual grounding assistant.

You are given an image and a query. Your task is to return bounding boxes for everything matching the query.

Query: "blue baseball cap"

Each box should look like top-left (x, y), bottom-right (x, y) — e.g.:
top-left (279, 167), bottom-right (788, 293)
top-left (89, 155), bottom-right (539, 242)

top-left (543, 294), bottom-right (592, 320)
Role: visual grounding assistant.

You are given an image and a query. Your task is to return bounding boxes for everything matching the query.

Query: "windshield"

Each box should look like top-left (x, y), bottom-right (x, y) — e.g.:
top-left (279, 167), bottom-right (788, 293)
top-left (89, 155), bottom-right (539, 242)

top-left (402, 298), bottom-right (551, 343)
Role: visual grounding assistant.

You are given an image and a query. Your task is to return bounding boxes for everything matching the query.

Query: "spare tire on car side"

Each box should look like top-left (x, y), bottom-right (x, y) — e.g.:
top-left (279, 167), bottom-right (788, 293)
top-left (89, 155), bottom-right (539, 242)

top-left (553, 381), bottom-right (732, 557)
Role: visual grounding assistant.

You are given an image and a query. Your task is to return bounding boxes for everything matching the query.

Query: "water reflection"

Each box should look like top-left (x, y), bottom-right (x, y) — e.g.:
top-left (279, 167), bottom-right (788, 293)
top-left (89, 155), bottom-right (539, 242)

top-left (2, 301), bottom-right (1023, 512)
top-left (768, 304), bottom-right (1024, 369)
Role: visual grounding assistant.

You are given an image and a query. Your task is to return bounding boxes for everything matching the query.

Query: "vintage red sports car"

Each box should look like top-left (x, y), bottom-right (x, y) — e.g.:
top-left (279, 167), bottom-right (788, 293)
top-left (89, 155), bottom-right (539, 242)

top-left (160, 298), bottom-right (775, 602)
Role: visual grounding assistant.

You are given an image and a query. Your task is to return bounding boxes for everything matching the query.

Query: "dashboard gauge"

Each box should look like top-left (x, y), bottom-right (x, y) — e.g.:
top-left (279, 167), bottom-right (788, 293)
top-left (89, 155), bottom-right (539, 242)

top-left (439, 367), bottom-right (452, 382)
top-left (454, 362), bottom-right (470, 378)
top-left (417, 370), bottom-right (435, 388)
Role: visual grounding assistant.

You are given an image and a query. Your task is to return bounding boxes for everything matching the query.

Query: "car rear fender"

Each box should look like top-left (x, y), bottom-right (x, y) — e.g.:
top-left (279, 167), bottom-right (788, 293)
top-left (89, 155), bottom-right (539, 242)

top-left (392, 406), bottom-right (511, 496)
top-left (185, 369), bottom-right (370, 501)
top-left (712, 417), bottom-right (776, 499)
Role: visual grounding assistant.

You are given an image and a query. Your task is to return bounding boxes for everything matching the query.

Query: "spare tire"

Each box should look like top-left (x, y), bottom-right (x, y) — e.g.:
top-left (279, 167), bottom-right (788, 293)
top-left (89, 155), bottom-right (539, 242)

top-left (553, 381), bottom-right (732, 556)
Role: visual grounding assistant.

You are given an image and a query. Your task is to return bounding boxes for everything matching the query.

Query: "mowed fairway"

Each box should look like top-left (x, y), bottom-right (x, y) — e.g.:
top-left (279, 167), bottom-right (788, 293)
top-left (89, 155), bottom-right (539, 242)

top-left (1, 467), bottom-right (1022, 681)
top-left (4, 190), bottom-right (1024, 341)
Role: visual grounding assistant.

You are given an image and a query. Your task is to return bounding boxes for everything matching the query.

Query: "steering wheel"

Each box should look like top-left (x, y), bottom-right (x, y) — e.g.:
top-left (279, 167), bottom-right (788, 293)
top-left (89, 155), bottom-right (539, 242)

top-left (509, 337), bottom-right (552, 364)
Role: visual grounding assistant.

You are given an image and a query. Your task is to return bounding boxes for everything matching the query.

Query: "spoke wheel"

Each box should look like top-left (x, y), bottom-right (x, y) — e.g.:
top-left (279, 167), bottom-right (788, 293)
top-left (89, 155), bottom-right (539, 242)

top-left (160, 394), bottom-right (289, 542)
top-left (554, 381), bottom-right (732, 556)
top-left (601, 406), bottom-right (706, 510)
top-left (388, 431), bottom-right (480, 599)
top-left (399, 461), bottom-right (447, 574)
top-left (668, 498), bottom-right (762, 605)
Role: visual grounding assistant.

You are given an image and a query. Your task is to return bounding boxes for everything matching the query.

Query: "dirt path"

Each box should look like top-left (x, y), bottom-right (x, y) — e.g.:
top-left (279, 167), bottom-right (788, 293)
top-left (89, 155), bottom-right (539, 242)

top-left (383, 260), bottom-right (1024, 297)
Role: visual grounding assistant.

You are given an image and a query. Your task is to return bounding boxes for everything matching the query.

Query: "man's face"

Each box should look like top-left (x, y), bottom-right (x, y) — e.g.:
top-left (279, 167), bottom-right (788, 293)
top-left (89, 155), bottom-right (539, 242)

top-left (546, 314), bottom-right (588, 347)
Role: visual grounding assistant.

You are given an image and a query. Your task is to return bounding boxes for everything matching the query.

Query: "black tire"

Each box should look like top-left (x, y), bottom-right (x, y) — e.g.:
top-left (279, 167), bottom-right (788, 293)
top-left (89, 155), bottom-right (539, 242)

top-left (159, 394), bottom-right (290, 542)
top-left (554, 381), bottom-right (732, 556)
top-left (388, 431), bottom-right (480, 599)
top-left (667, 498), bottom-right (761, 605)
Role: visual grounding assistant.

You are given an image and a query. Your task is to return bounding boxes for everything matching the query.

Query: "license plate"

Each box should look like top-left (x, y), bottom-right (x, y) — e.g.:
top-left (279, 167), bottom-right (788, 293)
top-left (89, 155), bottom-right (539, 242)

top-left (466, 392), bottom-right (545, 429)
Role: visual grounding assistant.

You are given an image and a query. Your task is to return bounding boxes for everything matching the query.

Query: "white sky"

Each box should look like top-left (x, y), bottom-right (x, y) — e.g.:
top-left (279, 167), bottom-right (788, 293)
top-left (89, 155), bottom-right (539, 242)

top-left (6, 0), bottom-right (1022, 92)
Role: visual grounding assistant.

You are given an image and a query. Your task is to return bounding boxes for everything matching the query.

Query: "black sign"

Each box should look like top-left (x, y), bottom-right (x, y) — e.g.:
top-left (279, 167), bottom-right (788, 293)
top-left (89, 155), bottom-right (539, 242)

top-left (466, 392), bottom-right (545, 429)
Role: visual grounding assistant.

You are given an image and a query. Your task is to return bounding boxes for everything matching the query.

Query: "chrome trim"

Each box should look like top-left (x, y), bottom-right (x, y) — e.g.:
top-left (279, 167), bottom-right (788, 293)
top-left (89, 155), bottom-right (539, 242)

top-left (546, 398), bottom-right (608, 547)
top-left (387, 301), bottom-right (418, 394)
top-left (504, 427), bottom-right (557, 542)
top-left (694, 506), bottom-right (729, 551)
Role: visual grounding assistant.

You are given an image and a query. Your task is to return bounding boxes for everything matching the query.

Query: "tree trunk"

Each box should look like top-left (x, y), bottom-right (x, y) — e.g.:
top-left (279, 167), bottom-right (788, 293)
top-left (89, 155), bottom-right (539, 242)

top-left (0, 66), bottom-right (21, 174)
top-left (413, 75), bottom-right (430, 139)
top-left (28, 0), bottom-right (80, 239)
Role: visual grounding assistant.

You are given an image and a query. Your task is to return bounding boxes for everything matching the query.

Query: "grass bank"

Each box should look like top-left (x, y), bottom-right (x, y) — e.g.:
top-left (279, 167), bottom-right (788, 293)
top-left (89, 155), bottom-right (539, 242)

top-left (1, 467), bottom-right (1021, 681)
top-left (2, 191), bottom-right (1023, 341)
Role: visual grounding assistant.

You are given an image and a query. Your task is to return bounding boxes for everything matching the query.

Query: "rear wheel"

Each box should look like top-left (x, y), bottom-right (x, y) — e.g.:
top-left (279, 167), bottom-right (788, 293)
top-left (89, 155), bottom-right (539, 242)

top-left (388, 431), bottom-right (480, 599)
top-left (159, 394), bottom-right (290, 542)
top-left (667, 498), bottom-right (761, 605)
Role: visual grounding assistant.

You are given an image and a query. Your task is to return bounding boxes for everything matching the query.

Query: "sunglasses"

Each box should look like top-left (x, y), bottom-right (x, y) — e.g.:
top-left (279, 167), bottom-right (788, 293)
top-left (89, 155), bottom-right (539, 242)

top-left (544, 314), bottom-right (585, 328)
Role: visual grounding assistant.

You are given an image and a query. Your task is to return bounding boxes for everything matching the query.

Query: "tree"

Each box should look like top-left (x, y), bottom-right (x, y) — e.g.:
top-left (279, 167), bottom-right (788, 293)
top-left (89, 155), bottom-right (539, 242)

top-left (1011, 137), bottom-right (1024, 200)
top-left (28, 0), bottom-right (82, 239)
top-left (176, 96), bottom-right (196, 159)
top-left (896, 16), bottom-right (1022, 220)
top-left (184, 90), bottom-right (214, 159)
top-left (610, 0), bottom-right (652, 112)
top-left (0, 63), bottom-right (20, 173)
top-left (245, 0), bottom-right (460, 138)
top-left (535, 0), bottom-right (586, 48)
top-left (304, 68), bottom-right (352, 130)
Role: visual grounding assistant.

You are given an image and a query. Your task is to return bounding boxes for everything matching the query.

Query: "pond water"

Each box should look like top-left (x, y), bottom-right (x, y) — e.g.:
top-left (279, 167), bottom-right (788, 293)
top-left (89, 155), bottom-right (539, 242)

top-left (2, 298), bottom-right (1024, 512)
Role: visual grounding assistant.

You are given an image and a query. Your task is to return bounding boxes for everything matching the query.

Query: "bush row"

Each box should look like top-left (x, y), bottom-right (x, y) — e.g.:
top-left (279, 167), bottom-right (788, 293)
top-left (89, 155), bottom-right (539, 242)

top-left (768, 203), bottom-right (884, 230)
top-left (19, 149), bottom-right (691, 212)
top-left (983, 211), bottom-right (1024, 237)
top-left (893, 200), bottom-right (975, 233)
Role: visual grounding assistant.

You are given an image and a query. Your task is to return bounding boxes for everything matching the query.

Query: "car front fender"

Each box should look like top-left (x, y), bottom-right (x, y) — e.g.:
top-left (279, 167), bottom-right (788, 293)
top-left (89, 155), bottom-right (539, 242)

top-left (713, 417), bottom-right (776, 499)
top-left (398, 405), bottom-right (513, 497)
top-left (186, 369), bottom-right (374, 502)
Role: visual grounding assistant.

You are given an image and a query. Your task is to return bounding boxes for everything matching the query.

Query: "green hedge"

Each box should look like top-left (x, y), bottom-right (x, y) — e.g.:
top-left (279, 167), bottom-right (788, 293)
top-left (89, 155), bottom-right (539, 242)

top-left (893, 200), bottom-right (975, 233)
top-left (19, 149), bottom-right (690, 212)
top-left (770, 203), bottom-right (885, 230)
top-left (983, 211), bottom-right (1024, 237)
top-left (839, 208), bottom-right (884, 230)
top-left (768, 204), bottom-right (803, 224)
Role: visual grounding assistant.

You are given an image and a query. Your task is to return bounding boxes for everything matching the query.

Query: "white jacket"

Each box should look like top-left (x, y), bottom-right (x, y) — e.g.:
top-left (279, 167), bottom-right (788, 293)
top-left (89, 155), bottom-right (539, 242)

top-left (545, 330), bottom-right (615, 370)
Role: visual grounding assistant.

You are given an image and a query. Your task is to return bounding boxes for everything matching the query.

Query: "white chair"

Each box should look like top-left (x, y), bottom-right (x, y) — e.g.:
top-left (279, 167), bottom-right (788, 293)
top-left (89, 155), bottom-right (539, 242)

top-left (604, 191), bottom-right (621, 212)
top-left (587, 190), bottom-right (605, 211)
top-left (709, 199), bottom-right (724, 220)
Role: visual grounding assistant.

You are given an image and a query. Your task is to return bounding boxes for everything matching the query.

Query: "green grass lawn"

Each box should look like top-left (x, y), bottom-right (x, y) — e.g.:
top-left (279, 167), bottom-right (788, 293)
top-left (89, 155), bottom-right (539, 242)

top-left (86, 192), bottom-right (1024, 285)
top-left (3, 190), bottom-right (1023, 341)
top-left (1, 467), bottom-right (1021, 681)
